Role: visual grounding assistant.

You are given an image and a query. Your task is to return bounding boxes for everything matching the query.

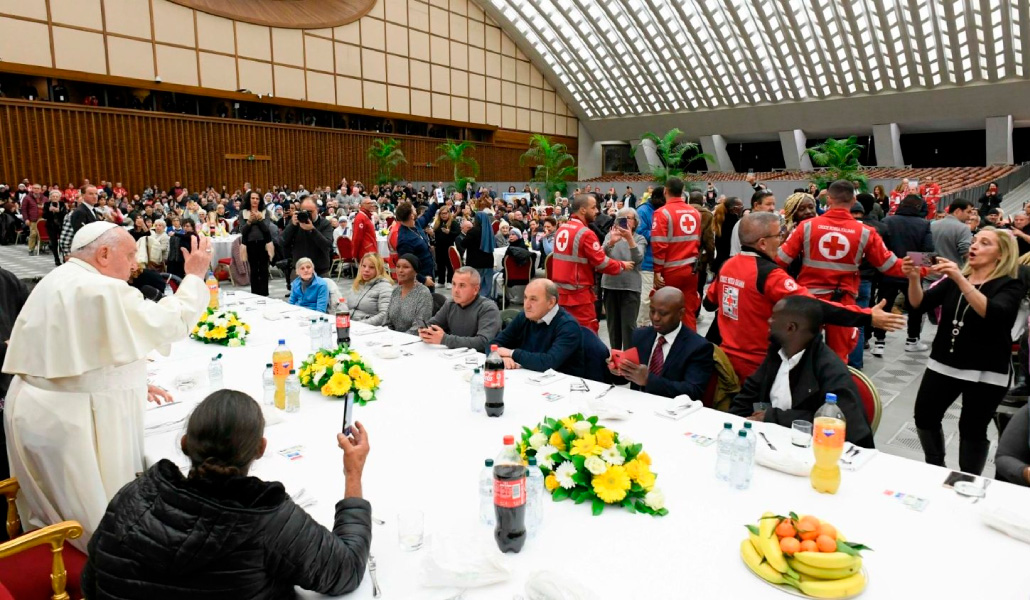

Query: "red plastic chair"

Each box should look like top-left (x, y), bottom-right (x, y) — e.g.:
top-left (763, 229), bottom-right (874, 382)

top-left (333, 237), bottom-right (356, 279)
top-left (501, 254), bottom-right (533, 309)
top-left (387, 254), bottom-right (399, 282)
top-left (848, 367), bottom-right (882, 434)
top-left (34, 219), bottom-right (48, 256)
top-left (448, 245), bottom-right (463, 271)
top-left (544, 253), bottom-right (554, 280)
top-left (492, 220), bottom-right (501, 234)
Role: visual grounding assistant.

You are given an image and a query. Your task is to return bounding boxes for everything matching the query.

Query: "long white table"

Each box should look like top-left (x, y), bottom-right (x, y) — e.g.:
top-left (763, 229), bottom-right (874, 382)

top-left (144, 292), bottom-right (1030, 599)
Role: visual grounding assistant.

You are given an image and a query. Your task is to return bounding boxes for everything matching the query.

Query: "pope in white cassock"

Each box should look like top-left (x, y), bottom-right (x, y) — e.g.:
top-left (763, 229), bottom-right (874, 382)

top-left (3, 221), bottom-right (213, 551)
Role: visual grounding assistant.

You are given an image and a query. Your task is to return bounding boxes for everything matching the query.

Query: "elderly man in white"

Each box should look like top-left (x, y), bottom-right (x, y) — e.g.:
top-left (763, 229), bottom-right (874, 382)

top-left (3, 221), bottom-right (212, 550)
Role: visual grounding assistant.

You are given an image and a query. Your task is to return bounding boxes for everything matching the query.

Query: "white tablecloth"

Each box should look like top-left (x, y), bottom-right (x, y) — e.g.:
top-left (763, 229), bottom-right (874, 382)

top-left (144, 292), bottom-right (1030, 599)
top-left (209, 234), bottom-right (239, 269)
top-left (376, 235), bottom-right (390, 258)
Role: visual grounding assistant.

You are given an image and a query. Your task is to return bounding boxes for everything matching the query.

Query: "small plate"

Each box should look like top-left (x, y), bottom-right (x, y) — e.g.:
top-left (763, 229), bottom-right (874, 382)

top-left (954, 480), bottom-right (986, 498)
top-left (741, 553), bottom-right (868, 598)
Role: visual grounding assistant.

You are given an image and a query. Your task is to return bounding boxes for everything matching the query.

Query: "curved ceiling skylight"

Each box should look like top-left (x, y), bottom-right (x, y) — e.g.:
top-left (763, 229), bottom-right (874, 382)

top-left (483, 0), bottom-right (1029, 119)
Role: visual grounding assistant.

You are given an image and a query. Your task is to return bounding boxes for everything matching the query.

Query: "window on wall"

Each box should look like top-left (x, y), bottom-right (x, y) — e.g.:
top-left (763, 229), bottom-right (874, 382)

top-left (602, 144), bottom-right (639, 174)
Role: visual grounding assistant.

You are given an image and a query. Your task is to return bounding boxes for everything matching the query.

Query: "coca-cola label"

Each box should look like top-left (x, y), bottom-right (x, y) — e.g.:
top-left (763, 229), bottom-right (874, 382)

top-left (493, 477), bottom-right (526, 508)
top-left (484, 369), bottom-right (504, 388)
top-left (336, 313), bottom-right (350, 329)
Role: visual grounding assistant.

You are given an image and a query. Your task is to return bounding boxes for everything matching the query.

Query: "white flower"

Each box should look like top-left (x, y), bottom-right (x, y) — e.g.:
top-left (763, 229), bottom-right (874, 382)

top-left (572, 421), bottom-right (593, 438)
top-left (227, 338), bottom-right (242, 347)
top-left (584, 456), bottom-right (607, 475)
top-left (536, 445), bottom-right (559, 470)
top-left (601, 446), bottom-right (625, 466)
top-left (644, 488), bottom-right (665, 511)
top-left (313, 368), bottom-right (326, 384)
top-left (358, 388), bottom-right (373, 400)
top-left (554, 461), bottom-right (577, 489)
top-left (619, 435), bottom-right (635, 447)
top-left (333, 362), bottom-right (345, 373)
top-left (528, 432), bottom-right (548, 450)
top-left (215, 317), bottom-right (228, 327)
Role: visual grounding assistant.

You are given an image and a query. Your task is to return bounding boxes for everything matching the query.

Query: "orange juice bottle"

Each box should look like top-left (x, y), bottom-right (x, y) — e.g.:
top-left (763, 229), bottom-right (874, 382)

top-left (811, 393), bottom-right (846, 494)
top-left (272, 339), bottom-right (293, 410)
top-left (206, 271), bottom-right (219, 309)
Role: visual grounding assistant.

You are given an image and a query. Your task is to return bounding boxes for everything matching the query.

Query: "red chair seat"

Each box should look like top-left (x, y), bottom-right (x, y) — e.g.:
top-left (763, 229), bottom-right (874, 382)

top-left (217, 258), bottom-right (232, 265)
top-left (0, 542), bottom-right (87, 600)
top-left (0, 582), bottom-right (15, 600)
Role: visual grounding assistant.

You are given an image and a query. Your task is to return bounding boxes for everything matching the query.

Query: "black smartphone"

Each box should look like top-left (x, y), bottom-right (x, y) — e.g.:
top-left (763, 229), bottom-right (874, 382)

top-left (942, 471), bottom-right (975, 489)
top-left (617, 217), bottom-right (628, 229)
top-left (342, 393), bottom-right (355, 436)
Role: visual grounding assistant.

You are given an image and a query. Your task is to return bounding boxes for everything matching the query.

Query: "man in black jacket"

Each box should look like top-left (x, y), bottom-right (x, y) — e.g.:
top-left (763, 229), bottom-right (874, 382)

top-left (282, 198), bottom-right (334, 285)
top-left (730, 296), bottom-right (875, 448)
top-left (873, 194), bottom-right (933, 356)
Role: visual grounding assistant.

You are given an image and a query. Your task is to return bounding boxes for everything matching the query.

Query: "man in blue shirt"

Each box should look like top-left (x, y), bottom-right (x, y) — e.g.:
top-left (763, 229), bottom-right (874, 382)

top-left (395, 200), bottom-right (439, 288)
top-left (635, 186), bottom-right (665, 326)
top-left (492, 279), bottom-right (584, 377)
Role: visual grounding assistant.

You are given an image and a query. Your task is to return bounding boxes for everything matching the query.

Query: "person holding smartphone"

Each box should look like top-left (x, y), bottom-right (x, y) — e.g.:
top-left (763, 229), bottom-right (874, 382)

top-left (602, 208), bottom-right (646, 350)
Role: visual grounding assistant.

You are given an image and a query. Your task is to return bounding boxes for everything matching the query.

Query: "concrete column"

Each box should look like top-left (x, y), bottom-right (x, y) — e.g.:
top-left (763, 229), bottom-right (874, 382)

top-left (986, 115), bottom-right (1014, 165)
top-left (632, 138), bottom-right (663, 174)
top-left (872, 123), bottom-right (904, 167)
top-left (577, 123), bottom-right (602, 181)
top-left (779, 129), bottom-right (813, 171)
top-left (699, 134), bottom-right (735, 172)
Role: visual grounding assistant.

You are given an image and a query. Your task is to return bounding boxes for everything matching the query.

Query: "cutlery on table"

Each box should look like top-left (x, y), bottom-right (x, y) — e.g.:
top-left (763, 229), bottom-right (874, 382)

top-left (372, 516), bottom-right (386, 526)
top-left (972, 478), bottom-right (992, 504)
top-left (595, 384), bottom-right (615, 399)
top-left (398, 339), bottom-right (421, 347)
top-left (758, 432), bottom-right (777, 451)
top-left (368, 554), bottom-right (382, 598)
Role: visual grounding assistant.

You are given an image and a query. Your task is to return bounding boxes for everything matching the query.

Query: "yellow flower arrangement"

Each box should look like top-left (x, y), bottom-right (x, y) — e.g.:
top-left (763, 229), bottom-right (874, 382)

top-left (592, 464), bottom-right (632, 503)
top-left (297, 346), bottom-right (381, 405)
top-left (570, 434), bottom-right (604, 457)
top-left (190, 308), bottom-right (250, 346)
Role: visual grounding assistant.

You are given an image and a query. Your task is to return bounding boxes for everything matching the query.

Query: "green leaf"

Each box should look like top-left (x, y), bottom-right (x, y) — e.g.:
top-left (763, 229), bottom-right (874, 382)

top-left (621, 498), bottom-right (637, 513)
top-left (552, 487), bottom-right (569, 502)
top-left (591, 497), bottom-right (605, 516)
top-left (571, 455), bottom-right (586, 470)
top-left (745, 524), bottom-right (760, 535)
top-left (521, 426), bottom-right (533, 438)
top-left (788, 511), bottom-right (799, 522)
top-left (571, 472), bottom-right (588, 486)
top-left (840, 540), bottom-right (873, 554)
top-left (656, 508), bottom-right (669, 516)
top-left (587, 416), bottom-right (598, 425)
top-left (835, 540), bottom-right (862, 557)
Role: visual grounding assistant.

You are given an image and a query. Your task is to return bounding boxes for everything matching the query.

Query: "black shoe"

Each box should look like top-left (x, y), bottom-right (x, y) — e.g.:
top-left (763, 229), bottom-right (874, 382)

top-left (1007, 384), bottom-right (1030, 397)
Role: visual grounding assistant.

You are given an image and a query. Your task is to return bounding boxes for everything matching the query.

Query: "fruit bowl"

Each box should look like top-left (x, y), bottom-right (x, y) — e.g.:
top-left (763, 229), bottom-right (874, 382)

top-left (740, 512), bottom-right (871, 598)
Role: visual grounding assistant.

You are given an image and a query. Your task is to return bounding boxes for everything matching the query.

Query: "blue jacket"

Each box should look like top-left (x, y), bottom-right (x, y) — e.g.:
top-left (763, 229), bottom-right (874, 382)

top-left (491, 307), bottom-right (584, 377)
top-left (628, 325), bottom-right (714, 400)
top-left (396, 203), bottom-right (439, 283)
top-left (636, 200), bottom-right (656, 271)
top-left (289, 273), bottom-right (329, 312)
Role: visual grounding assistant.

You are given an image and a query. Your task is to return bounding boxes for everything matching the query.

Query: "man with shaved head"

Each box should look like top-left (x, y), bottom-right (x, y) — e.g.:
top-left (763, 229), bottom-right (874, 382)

top-left (609, 287), bottom-right (714, 400)
top-left (491, 278), bottom-right (585, 376)
top-left (3, 222), bottom-right (212, 550)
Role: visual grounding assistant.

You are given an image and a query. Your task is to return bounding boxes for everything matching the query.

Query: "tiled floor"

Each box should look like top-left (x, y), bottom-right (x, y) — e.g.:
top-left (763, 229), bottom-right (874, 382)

top-left (0, 242), bottom-right (999, 476)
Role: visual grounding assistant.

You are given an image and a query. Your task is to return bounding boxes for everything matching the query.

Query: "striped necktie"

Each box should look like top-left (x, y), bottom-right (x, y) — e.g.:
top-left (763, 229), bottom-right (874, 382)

top-left (649, 335), bottom-right (666, 376)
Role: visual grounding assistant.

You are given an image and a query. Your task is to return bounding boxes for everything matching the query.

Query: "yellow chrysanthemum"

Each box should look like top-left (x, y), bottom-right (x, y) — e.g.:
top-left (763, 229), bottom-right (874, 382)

top-left (637, 451), bottom-right (652, 466)
top-left (595, 428), bottom-right (615, 449)
top-left (371, 375), bottom-right (381, 388)
top-left (544, 474), bottom-right (559, 492)
top-left (348, 365), bottom-right (364, 379)
top-left (191, 326), bottom-right (200, 334)
top-left (349, 352), bottom-right (361, 362)
top-left (592, 465), bottom-right (632, 504)
top-left (353, 371), bottom-right (373, 391)
top-left (570, 434), bottom-right (603, 457)
top-left (549, 431), bottom-right (566, 451)
top-left (207, 326), bottom-right (227, 339)
top-left (624, 459), bottom-right (647, 482)
top-left (560, 416), bottom-right (579, 430)
top-left (321, 373), bottom-right (352, 396)
top-left (636, 468), bottom-right (656, 491)
top-left (243, 324), bottom-right (251, 332)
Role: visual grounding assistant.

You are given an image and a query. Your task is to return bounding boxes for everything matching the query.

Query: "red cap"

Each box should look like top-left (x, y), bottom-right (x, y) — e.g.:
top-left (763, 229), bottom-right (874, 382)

top-left (491, 344), bottom-right (498, 351)
top-left (503, 435), bottom-right (514, 445)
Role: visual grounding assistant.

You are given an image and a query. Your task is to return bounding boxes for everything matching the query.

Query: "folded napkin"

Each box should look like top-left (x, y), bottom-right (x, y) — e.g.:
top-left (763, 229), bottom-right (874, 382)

top-left (419, 534), bottom-right (510, 589)
top-left (375, 346), bottom-right (401, 359)
top-left (442, 347), bottom-right (474, 358)
top-left (840, 442), bottom-right (877, 471)
top-left (524, 570), bottom-right (598, 600)
top-left (262, 309), bottom-right (283, 321)
top-left (526, 369), bottom-right (566, 386)
top-left (654, 395), bottom-right (702, 420)
top-left (981, 505), bottom-right (1030, 545)
top-left (290, 487), bottom-right (317, 509)
top-left (586, 400), bottom-right (632, 421)
top-left (756, 444), bottom-right (812, 477)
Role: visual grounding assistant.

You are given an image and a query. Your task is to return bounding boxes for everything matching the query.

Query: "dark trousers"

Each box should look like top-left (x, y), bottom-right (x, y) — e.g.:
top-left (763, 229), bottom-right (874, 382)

top-left (45, 221), bottom-right (61, 262)
top-left (435, 251), bottom-right (454, 285)
top-left (603, 288), bottom-right (641, 351)
top-left (246, 241), bottom-right (270, 296)
top-left (914, 368), bottom-right (1007, 442)
top-left (874, 279), bottom-right (923, 341)
top-left (695, 263), bottom-right (708, 316)
top-left (848, 279), bottom-right (872, 369)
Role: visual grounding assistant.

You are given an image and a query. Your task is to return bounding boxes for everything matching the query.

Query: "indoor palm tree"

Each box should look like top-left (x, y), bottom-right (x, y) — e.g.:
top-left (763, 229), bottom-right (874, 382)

top-left (520, 134), bottom-right (577, 201)
top-left (633, 128), bottom-right (713, 185)
top-left (806, 136), bottom-right (867, 191)
top-left (435, 140), bottom-right (479, 193)
top-left (367, 138), bottom-right (407, 186)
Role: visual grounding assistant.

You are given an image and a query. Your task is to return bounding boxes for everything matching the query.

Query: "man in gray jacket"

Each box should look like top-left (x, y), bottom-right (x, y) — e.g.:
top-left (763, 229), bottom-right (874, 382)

top-left (931, 199), bottom-right (974, 266)
top-left (419, 267), bottom-right (501, 352)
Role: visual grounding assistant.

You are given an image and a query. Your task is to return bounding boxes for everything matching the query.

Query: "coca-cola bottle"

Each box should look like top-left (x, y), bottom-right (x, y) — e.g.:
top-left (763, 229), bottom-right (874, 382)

top-left (484, 344), bottom-right (505, 417)
top-left (336, 300), bottom-right (351, 347)
top-left (493, 435), bottom-right (526, 553)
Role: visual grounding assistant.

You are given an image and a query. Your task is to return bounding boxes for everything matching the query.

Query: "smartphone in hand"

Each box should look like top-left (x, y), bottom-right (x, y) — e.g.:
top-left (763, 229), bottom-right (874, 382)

top-left (342, 393), bottom-right (355, 436)
top-left (617, 217), bottom-right (629, 229)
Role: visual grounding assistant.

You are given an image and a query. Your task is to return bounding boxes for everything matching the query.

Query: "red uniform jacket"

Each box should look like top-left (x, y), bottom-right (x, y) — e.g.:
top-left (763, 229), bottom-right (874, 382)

top-left (552, 216), bottom-right (622, 305)
top-left (776, 208), bottom-right (905, 300)
top-left (352, 209), bottom-right (378, 260)
top-left (705, 250), bottom-right (871, 371)
top-left (651, 197), bottom-right (701, 277)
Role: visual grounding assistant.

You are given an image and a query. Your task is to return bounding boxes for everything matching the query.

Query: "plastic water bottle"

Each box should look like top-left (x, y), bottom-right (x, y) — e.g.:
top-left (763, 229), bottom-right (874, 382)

top-left (479, 458), bottom-right (496, 526)
top-left (262, 363), bottom-right (275, 406)
top-left (525, 457), bottom-right (545, 533)
top-left (309, 319), bottom-right (321, 353)
top-left (743, 421), bottom-right (758, 456)
top-left (321, 318), bottom-right (333, 349)
top-left (285, 369), bottom-right (301, 413)
top-left (730, 430), bottom-right (753, 490)
top-left (714, 422), bottom-right (735, 481)
top-left (470, 367), bottom-right (485, 413)
top-left (208, 353), bottom-right (223, 389)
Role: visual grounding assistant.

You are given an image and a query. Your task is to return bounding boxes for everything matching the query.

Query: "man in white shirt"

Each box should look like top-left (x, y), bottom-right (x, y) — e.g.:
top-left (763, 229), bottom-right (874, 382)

top-left (730, 190), bottom-right (777, 256)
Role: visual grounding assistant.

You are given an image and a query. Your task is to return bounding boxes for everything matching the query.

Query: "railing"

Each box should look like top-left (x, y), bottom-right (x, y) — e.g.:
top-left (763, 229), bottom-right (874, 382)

top-left (938, 162), bottom-right (1030, 212)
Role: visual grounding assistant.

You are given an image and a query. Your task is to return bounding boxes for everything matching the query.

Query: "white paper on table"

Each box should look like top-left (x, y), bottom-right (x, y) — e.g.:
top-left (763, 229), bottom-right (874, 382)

top-left (524, 570), bottom-right (599, 600)
top-left (418, 533), bottom-right (511, 589)
top-left (981, 505), bottom-right (1030, 545)
top-left (653, 395), bottom-right (702, 420)
top-left (586, 400), bottom-right (632, 420)
top-left (526, 369), bottom-right (565, 386)
top-left (144, 401), bottom-right (193, 436)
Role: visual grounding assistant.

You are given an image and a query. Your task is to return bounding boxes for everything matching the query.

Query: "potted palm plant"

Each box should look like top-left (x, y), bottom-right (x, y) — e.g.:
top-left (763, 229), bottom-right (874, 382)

top-left (367, 138), bottom-right (407, 186)
top-left (806, 136), bottom-right (867, 191)
top-left (435, 140), bottom-right (479, 193)
top-left (633, 128), bottom-right (713, 185)
top-left (520, 134), bottom-right (577, 202)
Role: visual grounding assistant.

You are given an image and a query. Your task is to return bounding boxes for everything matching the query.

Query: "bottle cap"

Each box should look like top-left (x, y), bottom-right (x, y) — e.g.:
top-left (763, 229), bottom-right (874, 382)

top-left (723, 422), bottom-right (732, 429)
top-left (738, 430), bottom-right (747, 437)
top-left (825, 393), bottom-right (838, 403)
top-left (473, 367), bottom-right (481, 373)
top-left (485, 458), bottom-right (494, 466)
top-left (743, 422), bottom-right (753, 429)
top-left (503, 435), bottom-right (514, 445)
top-left (528, 457), bottom-right (537, 466)
top-left (278, 339), bottom-right (285, 344)
top-left (266, 363), bottom-right (273, 367)
top-left (491, 344), bottom-right (499, 351)
top-left (289, 369), bottom-right (296, 374)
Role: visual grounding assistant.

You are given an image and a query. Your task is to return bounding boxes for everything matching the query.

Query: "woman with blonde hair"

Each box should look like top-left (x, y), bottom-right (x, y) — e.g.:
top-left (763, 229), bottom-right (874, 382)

top-left (905, 227), bottom-right (1026, 474)
top-left (343, 253), bottom-right (393, 326)
top-left (782, 193), bottom-right (816, 232)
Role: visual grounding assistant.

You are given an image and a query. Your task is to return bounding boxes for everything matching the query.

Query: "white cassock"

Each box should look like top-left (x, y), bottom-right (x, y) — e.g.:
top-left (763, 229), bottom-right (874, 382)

top-left (2, 258), bottom-right (207, 551)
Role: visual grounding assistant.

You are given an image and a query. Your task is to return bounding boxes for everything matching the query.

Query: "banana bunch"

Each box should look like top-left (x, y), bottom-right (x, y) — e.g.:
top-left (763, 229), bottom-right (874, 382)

top-left (740, 512), bottom-right (867, 598)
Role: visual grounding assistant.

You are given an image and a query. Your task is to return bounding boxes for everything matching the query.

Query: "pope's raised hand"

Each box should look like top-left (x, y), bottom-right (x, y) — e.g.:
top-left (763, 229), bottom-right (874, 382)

top-left (182, 235), bottom-right (213, 279)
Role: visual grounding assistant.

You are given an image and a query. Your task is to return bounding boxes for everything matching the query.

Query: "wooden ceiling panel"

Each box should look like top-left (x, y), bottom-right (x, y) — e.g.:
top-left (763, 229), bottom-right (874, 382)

top-left (166, 0), bottom-right (377, 29)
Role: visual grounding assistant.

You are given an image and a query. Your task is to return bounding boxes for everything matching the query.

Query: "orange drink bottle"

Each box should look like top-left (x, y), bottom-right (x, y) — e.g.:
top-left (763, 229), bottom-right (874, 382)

top-left (272, 339), bottom-right (293, 410)
top-left (206, 271), bottom-right (219, 309)
top-left (811, 393), bottom-right (846, 494)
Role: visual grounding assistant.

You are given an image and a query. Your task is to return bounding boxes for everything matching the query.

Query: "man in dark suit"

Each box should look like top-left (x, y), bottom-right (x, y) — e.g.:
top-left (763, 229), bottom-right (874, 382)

top-left (730, 296), bottom-right (875, 448)
top-left (608, 287), bottom-right (714, 399)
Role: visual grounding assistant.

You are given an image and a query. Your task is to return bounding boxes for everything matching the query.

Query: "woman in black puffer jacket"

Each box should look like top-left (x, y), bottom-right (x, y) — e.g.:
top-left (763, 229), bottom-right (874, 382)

top-left (82, 390), bottom-right (372, 599)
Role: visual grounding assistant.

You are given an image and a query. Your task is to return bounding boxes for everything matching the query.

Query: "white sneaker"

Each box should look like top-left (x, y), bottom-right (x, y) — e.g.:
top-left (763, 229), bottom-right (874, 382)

top-left (871, 342), bottom-right (885, 357)
top-left (905, 340), bottom-right (929, 352)
top-left (445, 282), bottom-right (452, 289)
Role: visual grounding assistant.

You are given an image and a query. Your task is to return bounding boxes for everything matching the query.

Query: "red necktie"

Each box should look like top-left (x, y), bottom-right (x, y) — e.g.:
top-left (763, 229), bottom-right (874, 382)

top-left (649, 335), bottom-right (666, 375)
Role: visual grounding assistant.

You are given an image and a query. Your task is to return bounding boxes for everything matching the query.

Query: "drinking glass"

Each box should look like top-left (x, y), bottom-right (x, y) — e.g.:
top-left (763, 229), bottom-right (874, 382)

top-left (791, 420), bottom-right (813, 448)
top-left (174, 371), bottom-right (198, 391)
top-left (397, 509), bottom-right (424, 551)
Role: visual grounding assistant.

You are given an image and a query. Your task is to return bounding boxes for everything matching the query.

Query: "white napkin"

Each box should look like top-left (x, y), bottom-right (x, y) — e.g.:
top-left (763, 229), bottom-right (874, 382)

top-left (262, 309), bottom-right (283, 321)
top-left (442, 347), bottom-right (474, 358)
top-left (375, 346), bottom-right (401, 359)
top-left (840, 442), bottom-right (877, 471)
top-left (654, 395), bottom-right (702, 420)
top-left (755, 443), bottom-right (812, 477)
top-left (981, 505), bottom-right (1030, 545)
top-left (418, 534), bottom-right (511, 589)
top-left (586, 400), bottom-right (632, 420)
top-left (261, 406), bottom-right (286, 427)
top-left (290, 487), bottom-right (317, 509)
top-left (524, 570), bottom-right (598, 600)
top-left (526, 369), bottom-right (566, 386)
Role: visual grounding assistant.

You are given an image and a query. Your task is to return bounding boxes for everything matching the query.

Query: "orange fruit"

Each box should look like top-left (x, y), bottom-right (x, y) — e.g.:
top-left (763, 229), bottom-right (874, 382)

top-left (817, 523), bottom-right (837, 540)
top-left (779, 536), bottom-right (801, 555)
top-left (799, 540), bottom-right (818, 553)
top-left (775, 520), bottom-right (797, 539)
top-left (816, 534), bottom-right (837, 553)
top-left (798, 516), bottom-right (820, 540)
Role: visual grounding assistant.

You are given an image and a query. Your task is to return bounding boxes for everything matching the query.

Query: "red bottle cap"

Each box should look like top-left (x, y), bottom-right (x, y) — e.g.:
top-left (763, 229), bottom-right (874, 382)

top-left (503, 435), bottom-right (514, 445)
top-left (491, 344), bottom-right (499, 351)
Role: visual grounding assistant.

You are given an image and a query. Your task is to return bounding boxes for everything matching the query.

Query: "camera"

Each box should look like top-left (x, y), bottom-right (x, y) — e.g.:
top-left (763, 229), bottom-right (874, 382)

top-left (297, 211), bottom-right (310, 224)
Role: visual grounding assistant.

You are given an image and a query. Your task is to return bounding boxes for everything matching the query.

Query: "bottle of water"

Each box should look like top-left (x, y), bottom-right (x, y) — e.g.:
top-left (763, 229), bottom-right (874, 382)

top-left (730, 430), bottom-right (753, 490)
top-left (321, 317), bottom-right (333, 349)
top-left (262, 363), bottom-right (275, 406)
top-left (743, 421), bottom-right (758, 457)
top-left (714, 422), bottom-right (735, 481)
top-left (309, 319), bottom-right (321, 353)
top-left (208, 353), bottom-right (223, 389)
top-left (525, 456), bottom-right (545, 533)
top-left (285, 369), bottom-right (301, 413)
top-left (479, 458), bottom-right (496, 525)
top-left (470, 367), bottom-right (485, 413)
